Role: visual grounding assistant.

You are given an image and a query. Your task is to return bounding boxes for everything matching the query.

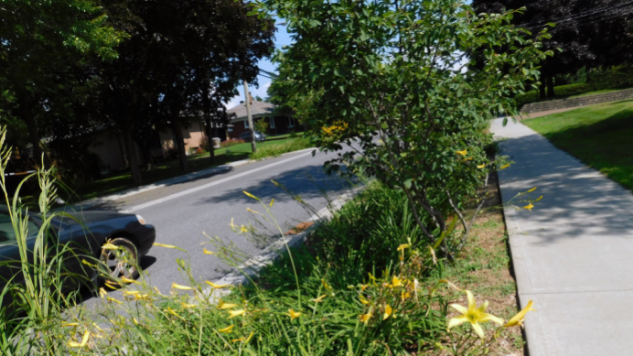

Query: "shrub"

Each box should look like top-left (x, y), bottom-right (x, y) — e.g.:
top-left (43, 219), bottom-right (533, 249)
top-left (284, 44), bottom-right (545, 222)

top-left (515, 82), bottom-right (593, 107)
top-left (249, 137), bottom-right (312, 160)
top-left (587, 65), bottom-right (633, 91)
top-left (198, 136), bottom-right (209, 151)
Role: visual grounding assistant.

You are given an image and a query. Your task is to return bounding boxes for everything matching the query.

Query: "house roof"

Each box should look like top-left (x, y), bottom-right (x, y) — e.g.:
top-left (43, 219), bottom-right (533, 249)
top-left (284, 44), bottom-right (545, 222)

top-left (226, 100), bottom-right (275, 121)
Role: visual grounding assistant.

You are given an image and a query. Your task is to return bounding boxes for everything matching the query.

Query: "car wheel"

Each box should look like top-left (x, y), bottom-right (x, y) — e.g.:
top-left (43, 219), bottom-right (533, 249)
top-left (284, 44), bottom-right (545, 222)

top-left (99, 237), bottom-right (139, 283)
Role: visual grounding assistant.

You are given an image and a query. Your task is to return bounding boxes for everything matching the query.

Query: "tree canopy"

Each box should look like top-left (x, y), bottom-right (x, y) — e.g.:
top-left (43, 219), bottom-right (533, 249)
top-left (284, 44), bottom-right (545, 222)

top-left (473, 0), bottom-right (633, 96)
top-left (262, 0), bottom-right (551, 256)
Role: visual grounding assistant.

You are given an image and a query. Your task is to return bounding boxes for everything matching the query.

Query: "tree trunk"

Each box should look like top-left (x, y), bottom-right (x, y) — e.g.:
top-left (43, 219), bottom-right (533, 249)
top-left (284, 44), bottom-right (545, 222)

top-left (202, 80), bottom-right (215, 164)
top-left (122, 125), bottom-right (142, 184)
top-left (539, 78), bottom-right (547, 99)
top-left (20, 95), bottom-right (43, 167)
top-left (547, 75), bottom-right (556, 98)
top-left (171, 121), bottom-right (188, 172)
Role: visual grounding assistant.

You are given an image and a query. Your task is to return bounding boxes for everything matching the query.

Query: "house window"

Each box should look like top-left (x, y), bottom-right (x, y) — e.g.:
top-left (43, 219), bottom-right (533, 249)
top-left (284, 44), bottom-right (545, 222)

top-left (288, 117), bottom-right (296, 128)
top-left (244, 119), bottom-right (249, 129)
top-left (270, 117), bottom-right (276, 129)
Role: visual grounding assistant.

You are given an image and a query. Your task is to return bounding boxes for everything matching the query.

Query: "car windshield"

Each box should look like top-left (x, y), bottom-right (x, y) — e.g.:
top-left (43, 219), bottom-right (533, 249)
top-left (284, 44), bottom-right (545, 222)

top-left (0, 212), bottom-right (39, 244)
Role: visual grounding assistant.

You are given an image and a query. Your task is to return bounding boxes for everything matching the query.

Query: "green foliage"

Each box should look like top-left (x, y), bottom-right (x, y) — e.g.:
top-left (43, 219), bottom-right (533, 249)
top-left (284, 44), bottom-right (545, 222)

top-left (587, 65), bottom-right (633, 91)
top-left (515, 83), bottom-right (592, 107)
top-left (254, 119), bottom-right (270, 134)
top-left (261, 0), bottom-right (551, 256)
top-left (249, 137), bottom-right (312, 160)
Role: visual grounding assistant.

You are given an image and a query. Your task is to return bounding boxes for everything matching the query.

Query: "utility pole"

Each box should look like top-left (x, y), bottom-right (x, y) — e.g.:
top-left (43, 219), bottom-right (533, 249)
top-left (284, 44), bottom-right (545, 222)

top-left (243, 80), bottom-right (257, 153)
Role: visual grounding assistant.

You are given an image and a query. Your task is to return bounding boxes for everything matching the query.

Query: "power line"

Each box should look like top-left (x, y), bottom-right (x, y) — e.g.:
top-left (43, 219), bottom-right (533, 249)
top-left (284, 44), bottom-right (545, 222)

top-left (519, 0), bottom-right (633, 29)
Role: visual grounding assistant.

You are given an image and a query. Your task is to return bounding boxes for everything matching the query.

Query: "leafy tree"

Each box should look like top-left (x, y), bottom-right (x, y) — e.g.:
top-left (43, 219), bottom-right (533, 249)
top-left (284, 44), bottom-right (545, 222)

top-left (473, 0), bottom-right (633, 97)
top-left (91, 0), bottom-right (274, 183)
top-left (0, 0), bottom-right (123, 162)
top-left (262, 0), bottom-right (551, 257)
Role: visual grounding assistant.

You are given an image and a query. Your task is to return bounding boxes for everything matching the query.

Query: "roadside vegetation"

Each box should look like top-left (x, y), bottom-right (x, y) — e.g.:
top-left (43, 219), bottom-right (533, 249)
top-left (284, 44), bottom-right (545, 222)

top-left (523, 99), bottom-right (633, 190)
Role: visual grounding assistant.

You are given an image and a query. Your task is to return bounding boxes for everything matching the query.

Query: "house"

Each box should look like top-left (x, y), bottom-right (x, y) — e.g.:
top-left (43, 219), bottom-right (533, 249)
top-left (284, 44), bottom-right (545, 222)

top-left (225, 97), bottom-right (298, 139)
top-left (89, 121), bottom-right (208, 174)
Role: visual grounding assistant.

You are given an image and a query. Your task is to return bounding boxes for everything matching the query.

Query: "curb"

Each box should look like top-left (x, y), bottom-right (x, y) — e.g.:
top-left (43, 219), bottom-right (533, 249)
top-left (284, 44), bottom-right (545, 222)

top-left (72, 147), bottom-right (317, 211)
top-left (202, 189), bottom-right (356, 301)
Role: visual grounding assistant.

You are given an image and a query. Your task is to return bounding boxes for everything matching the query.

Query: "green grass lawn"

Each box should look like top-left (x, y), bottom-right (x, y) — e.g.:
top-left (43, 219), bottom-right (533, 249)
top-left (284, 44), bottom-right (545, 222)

top-left (567, 88), bottom-right (628, 99)
top-left (71, 136), bottom-right (310, 201)
top-left (523, 99), bottom-right (633, 190)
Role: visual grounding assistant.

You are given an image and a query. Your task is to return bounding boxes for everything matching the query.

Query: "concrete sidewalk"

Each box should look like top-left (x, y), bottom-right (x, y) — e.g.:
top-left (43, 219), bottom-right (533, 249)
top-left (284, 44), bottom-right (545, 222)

top-left (491, 118), bottom-right (633, 356)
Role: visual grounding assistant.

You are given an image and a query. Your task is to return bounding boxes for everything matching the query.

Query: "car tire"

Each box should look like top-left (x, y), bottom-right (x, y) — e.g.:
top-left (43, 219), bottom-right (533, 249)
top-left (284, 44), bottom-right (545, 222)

top-left (99, 237), bottom-right (140, 284)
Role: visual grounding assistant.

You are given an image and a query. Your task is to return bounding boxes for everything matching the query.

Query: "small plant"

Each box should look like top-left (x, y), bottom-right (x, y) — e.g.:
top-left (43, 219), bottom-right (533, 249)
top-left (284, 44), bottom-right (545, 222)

top-left (254, 119), bottom-right (269, 134)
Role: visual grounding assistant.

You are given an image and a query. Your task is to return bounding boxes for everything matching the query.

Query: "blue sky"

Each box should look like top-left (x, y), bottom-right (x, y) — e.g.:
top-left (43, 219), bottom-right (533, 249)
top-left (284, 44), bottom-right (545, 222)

top-left (225, 22), bottom-right (293, 109)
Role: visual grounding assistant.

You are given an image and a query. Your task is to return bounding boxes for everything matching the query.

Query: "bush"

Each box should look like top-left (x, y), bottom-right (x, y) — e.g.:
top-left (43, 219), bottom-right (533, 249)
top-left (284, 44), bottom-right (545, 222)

top-left (515, 82), bottom-right (593, 107)
top-left (249, 137), bottom-right (312, 160)
top-left (220, 138), bottom-right (245, 148)
top-left (587, 65), bottom-right (633, 91)
top-left (254, 119), bottom-right (269, 134)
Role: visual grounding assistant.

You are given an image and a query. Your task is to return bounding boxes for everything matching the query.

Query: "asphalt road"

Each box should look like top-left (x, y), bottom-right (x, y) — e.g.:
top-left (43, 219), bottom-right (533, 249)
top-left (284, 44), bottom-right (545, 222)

top-left (82, 147), bottom-right (355, 306)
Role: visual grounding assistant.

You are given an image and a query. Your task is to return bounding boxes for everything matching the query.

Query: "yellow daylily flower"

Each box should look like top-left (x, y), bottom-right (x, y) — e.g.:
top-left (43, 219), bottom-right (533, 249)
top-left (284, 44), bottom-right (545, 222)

top-left (107, 297), bottom-right (122, 304)
top-left (171, 283), bottom-right (194, 291)
top-left (383, 304), bottom-right (393, 320)
top-left (181, 302), bottom-right (197, 309)
top-left (523, 203), bottom-right (534, 211)
top-left (228, 309), bottom-right (246, 318)
top-left (68, 330), bottom-right (91, 348)
top-left (62, 322), bottom-right (79, 327)
top-left (477, 164), bottom-right (486, 169)
top-left (311, 294), bottom-right (327, 303)
top-left (269, 199), bottom-right (274, 207)
top-left (102, 243), bottom-right (119, 251)
top-left (535, 195), bottom-right (543, 202)
top-left (455, 149), bottom-right (467, 157)
top-left (244, 331), bottom-right (255, 344)
top-left (285, 309), bottom-right (301, 320)
top-left (153, 242), bottom-right (178, 249)
top-left (122, 290), bottom-right (140, 298)
top-left (401, 291), bottom-right (411, 301)
top-left (500, 164), bottom-right (510, 170)
top-left (99, 287), bottom-right (107, 298)
top-left (359, 296), bottom-right (370, 305)
top-left (239, 225), bottom-right (249, 234)
top-left (246, 207), bottom-right (262, 215)
top-left (205, 280), bottom-right (229, 289)
top-left (527, 187), bottom-right (537, 193)
top-left (360, 284), bottom-right (369, 292)
top-left (135, 293), bottom-right (151, 301)
top-left (243, 191), bottom-right (257, 199)
top-left (154, 286), bottom-right (164, 296)
top-left (203, 248), bottom-right (214, 255)
top-left (271, 179), bottom-right (279, 186)
top-left (121, 276), bottom-right (138, 284)
top-left (218, 325), bottom-right (235, 334)
top-left (217, 300), bottom-right (238, 310)
top-left (504, 300), bottom-right (535, 328)
top-left (359, 311), bottom-right (373, 324)
top-left (463, 157), bottom-right (473, 161)
top-left (322, 279), bottom-right (332, 291)
top-left (447, 290), bottom-right (504, 338)
top-left (397, 244), bottom-right (410, 251)
top-left (104, 280), bottom-right (119, 288)
top-left (166, 307), bottom-right (179, 316)
top-left (232, 337), bottom-right (246, 343)
top-left (390, 276), bottom-right (403, 288)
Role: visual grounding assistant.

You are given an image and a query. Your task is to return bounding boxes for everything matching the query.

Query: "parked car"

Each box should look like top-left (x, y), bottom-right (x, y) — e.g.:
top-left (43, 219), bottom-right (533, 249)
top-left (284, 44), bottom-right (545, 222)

top-left (0, 206), bottom-right (155, 292)
top-left (238, 130), bottom-right (266, 142)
